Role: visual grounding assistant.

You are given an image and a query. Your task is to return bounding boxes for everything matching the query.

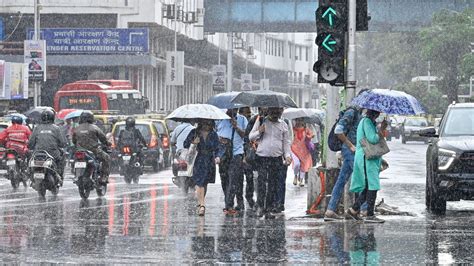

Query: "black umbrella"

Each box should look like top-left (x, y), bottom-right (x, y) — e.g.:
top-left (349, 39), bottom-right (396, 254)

top-left (23, 106), bottom-right (54, 124)
top-left (230, 90), bottom-right (298, 108)
top-left (206, 91), bottom-right (244, 109)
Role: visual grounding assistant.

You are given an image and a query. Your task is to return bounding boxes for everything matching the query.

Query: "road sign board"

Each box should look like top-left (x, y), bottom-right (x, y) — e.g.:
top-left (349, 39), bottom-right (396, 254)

top-left (26, 28), bottom-right (149, 54)
top-left (241, 74), bottom-right (252, 91)
top-left (212, 65), bottom-right (226, 91)
top-left (24, 40), bottom-right (46, 82)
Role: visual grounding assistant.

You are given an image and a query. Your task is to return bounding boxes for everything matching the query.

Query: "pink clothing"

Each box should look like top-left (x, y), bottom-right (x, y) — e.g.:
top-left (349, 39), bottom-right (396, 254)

top-left (291, 127), bottom-right (314, 172)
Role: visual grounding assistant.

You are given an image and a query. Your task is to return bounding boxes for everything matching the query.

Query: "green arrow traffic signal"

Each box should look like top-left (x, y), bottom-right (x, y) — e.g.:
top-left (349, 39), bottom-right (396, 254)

top-left (322, 34), bottom-right (337, 52)
top-left (322, 7), bottom-right (337, 26)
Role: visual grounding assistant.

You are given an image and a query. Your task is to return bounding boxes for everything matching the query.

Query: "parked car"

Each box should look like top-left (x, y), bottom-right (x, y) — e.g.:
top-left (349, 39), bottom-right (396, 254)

top-left (401, 116), bottom-right (430, 144)
top-left (111, 120), bottom-right (164, 172)
top-left (145, 119), bottom-right (172, 167)
top-left (422, 102), bottom-right (474, 215)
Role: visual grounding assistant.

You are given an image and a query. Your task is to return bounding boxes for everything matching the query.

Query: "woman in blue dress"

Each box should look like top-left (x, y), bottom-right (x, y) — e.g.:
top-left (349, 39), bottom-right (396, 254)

top-left (184, 120), bottom-right (219, 216)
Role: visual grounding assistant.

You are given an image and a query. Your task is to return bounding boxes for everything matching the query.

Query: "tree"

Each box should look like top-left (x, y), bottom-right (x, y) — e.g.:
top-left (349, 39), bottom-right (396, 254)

top-left (395, 82), bottom-right (448, 115)
top-left (419, 8), bottom-right (474, 103)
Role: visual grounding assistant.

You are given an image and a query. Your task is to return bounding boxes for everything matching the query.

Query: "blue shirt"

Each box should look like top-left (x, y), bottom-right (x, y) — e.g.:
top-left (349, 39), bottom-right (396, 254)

top-left (217, 114), bottom-right (248, 156)
top-left (334, 107), bottom-right (361, 147)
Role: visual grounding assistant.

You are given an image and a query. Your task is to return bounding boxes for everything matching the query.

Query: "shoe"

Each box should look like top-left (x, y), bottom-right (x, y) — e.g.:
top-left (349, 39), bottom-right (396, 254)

top-left (293, 176), bottom-right (298, 186)
top-left (364, 216), bottom-right (385, 223)
top-left (198, 205), bottom-right (206, 216)
top-left (360, 210), bottom-right (368, 217)
top-left (345, 208), bottom-right (362, 221)
top-left (299, 178), bottom-right (305, 187)
top-left (324, 210), bottom-right (344, 221)
top-left (256, 207), bottom-right (264, 217)
top-left (224, 208), bottom-right (238, 216)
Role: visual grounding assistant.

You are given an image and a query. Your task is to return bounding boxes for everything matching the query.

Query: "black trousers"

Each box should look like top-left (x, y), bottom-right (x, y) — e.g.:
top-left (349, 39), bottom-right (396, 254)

top-left (256, 156), bottom-right (284, 212)
top-left (219, 155), bottom-right (230, 195)
top-left (225, 155), bottom-right (244, 209)
top-left (241, 165), bottom-right (255, 204)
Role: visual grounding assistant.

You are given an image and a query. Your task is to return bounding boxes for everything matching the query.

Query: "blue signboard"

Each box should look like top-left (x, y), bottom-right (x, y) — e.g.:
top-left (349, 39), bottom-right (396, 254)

top-left (0, 18), bottom-right (4, 41)
top-left (27, 28), bottom-right (149, 54)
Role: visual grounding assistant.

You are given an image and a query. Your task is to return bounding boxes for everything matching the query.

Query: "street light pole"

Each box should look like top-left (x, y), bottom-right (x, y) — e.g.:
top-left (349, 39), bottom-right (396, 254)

top-left (33, 0), bottom-right (41, 107)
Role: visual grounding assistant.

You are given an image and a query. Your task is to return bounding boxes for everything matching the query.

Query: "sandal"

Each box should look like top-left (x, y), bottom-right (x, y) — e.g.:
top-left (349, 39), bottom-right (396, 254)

top-left (198, 205), bottom-right (206, 216)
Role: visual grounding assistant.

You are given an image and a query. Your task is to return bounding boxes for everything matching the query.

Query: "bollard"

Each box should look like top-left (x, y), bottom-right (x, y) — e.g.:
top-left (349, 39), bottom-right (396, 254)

top-left (307, 166), bottom-right (340, 216)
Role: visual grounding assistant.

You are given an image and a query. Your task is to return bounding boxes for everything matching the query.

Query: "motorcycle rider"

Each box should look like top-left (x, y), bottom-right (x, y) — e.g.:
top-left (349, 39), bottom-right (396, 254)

top-left (28, 109), bottom-right (67, 183)
top-left (0, 115), bottom-right (32, 158)
top-left (117, 117), bottom-right (147, 173)
top-left (72, 111), bottom-right (111, 184)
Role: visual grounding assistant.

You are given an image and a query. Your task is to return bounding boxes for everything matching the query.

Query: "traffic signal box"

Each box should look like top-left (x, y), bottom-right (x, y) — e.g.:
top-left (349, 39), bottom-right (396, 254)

top-left (314, 0), bottom-right (347, 86)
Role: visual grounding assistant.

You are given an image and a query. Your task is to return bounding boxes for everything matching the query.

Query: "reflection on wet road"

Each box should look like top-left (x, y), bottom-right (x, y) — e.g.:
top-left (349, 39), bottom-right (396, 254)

top-left (0, 140), bottom-right (472, 263)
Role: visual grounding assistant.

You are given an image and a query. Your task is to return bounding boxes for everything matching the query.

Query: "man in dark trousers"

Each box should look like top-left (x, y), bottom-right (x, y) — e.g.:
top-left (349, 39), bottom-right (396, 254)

top-left (249, 107), bottom-right (291, 218)
top-left (239, 107), bottom-right (256, 209)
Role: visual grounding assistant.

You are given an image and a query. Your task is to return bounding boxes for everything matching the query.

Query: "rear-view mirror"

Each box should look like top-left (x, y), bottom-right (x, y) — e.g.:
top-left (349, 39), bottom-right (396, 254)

top-left (419, 127), bottom-right (438, 138)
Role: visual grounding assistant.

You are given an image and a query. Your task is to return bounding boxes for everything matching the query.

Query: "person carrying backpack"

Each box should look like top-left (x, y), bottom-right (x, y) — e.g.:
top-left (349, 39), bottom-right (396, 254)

top-left (324, 105), bottom-right (363, 221)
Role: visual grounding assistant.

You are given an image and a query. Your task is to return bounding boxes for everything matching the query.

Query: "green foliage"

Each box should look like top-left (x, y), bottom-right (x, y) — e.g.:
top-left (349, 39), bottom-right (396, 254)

top-left (395, 82), bottom-right (448, 115)
top-left (419, 8), bottom-right (474, 102)
top-left (461, 53), bottom-right (474, 81)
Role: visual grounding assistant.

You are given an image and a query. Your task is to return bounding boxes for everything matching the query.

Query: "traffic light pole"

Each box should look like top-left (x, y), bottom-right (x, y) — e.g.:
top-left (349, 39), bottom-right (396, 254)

top-left (34, 0), bottom-right (40, 107)
top-left (343, 0), bottom-right (357, 210)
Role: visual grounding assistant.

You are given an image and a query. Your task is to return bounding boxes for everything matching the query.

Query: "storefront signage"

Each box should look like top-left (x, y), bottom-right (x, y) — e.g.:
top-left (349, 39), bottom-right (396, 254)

top-left (27, 28), bottom-right (149, 54)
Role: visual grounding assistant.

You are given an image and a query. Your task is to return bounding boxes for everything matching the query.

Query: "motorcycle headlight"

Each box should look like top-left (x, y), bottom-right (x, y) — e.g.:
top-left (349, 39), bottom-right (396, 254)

top-left (438, 148), bottom-right (456, 170)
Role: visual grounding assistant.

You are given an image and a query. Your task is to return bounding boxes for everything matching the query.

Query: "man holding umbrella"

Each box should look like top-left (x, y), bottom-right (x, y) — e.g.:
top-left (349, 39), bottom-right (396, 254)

top-left (216, 108), bottom-right (248, 214)
top-left (249, 107), bottom-right (292, 218)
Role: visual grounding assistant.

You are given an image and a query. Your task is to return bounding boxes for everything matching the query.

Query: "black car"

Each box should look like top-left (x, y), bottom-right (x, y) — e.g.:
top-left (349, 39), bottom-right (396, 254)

top-left (422, 103), bottom-right (474, 215)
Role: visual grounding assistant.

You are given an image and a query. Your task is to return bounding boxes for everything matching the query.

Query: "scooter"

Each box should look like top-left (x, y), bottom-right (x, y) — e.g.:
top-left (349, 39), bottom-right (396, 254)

top-left (4, 149), bottom-right (28, 189)
top-left (171, 151), bottom-right (195, 194)
top-left (72, 148), bottom-right (108, 199)
top-left (28, 150), bottom-right (62, 198)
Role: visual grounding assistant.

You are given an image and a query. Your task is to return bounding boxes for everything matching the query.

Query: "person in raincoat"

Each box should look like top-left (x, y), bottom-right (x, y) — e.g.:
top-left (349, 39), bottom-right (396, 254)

top-left (290, 118), bottom-right (314, 187)
top-left (184, 120), bottom-right (220, 216)
top-left (345, 109), bottom-right (388, 223)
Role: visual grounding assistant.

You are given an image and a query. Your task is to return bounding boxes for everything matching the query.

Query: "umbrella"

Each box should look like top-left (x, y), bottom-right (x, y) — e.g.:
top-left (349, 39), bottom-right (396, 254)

top-left (351, 89), bottom-right (425, 115)
top-left (24, 106), bottom-right (55, 124)
top-left (206, 91), bottom-right (244, 109)
top-left (231, 90), bottom-right (298, 108)
top-left (64, 109), bottom-right (84, 120)
top-left (57, 109), bottom-right (77, 120)
top-left (166, 104), bottom-right (231, 122)
top-left (283, 108), bottom-right (322, 126)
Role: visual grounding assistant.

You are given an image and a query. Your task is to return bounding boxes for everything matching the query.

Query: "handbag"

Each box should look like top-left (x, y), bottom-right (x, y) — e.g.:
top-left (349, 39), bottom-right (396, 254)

top-left (360, 132), bottom-right (390, 160)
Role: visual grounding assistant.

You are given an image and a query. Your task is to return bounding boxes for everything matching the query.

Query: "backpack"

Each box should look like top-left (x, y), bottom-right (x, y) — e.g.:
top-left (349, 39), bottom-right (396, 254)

top-left (328, 107), bottom-right (357, 152)
top-left (120, 129), bottom-right (137, 148)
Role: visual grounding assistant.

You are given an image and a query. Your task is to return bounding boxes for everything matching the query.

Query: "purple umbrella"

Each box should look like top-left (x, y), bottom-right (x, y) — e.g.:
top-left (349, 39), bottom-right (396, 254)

top-left (351, 89), bottom-right (425, 115)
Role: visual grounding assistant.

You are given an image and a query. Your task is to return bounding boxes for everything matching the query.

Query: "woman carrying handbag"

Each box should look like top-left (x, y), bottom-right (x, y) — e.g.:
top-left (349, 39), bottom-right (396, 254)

top-left (345, 109), bottom-right (389, 223)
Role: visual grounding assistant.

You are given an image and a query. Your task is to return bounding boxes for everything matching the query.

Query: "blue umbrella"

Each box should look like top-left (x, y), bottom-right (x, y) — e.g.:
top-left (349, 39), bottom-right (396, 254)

top-left (206, 91), bottom-right (244, 109)
top-left (351, 89), bottom-right (425, 115)
top-left (64, 109), bottom-right (84, 120)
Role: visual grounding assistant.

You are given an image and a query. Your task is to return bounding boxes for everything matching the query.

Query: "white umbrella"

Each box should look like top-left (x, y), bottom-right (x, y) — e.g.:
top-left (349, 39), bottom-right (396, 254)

top-left (282, 108), bottom-right (317, 120)
top-left (166, 104), bottom-right (231, 122)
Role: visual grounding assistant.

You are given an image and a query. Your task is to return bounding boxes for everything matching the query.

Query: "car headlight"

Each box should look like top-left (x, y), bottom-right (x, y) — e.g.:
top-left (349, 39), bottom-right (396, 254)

top-left (438, 148), bottom-right (456, 170)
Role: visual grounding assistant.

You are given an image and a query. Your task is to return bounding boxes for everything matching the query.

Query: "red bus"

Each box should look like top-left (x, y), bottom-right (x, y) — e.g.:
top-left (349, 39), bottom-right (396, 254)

top-left (54, 80), bottom-right (148, 115)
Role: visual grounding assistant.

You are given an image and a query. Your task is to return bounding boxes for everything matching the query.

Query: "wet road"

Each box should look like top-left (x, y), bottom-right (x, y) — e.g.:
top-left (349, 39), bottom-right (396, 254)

top-left (0, 139), bottom-right (473, 263)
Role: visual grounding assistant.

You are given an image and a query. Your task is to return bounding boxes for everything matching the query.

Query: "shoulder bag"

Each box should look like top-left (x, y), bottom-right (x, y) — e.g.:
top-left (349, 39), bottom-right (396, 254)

top-left (360, 118), bottom-right (390, 159)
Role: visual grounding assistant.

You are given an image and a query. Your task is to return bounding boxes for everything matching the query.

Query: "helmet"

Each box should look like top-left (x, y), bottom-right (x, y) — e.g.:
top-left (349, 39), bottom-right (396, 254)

top-left (125, 117), bottom-right (136, 128)
top-left (11, 115), bottom-right (23, 125)
top-left (79, 111), bottom-right (94, 124)
top-left (41, 109), bottom-right (55, 124)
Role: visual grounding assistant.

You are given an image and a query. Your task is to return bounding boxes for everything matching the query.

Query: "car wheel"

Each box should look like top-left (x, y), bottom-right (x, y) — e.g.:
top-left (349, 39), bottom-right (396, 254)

top-left (426, 162), bottom-right (446, 215)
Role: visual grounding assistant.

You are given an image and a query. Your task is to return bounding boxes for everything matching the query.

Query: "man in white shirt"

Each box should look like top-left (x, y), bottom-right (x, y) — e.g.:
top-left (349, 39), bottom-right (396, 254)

top-left (249, 107), bottom-right (292, 217)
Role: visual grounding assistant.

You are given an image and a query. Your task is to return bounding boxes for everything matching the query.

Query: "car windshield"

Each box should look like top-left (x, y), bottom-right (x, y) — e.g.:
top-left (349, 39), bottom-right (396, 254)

top-left (114, 124), bottom-right (151, 141)
top-left (153, 122), bottom-right (166, 135)
top-left (442, 108), bottom-right (474, 136)
top-left (405, 119), bottom-right (428, 127)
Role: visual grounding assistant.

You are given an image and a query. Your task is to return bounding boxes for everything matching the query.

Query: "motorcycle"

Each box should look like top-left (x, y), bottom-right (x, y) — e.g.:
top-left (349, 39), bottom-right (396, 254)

top-left (72, 148), bottom-right (108, 199)
top-left (171, 151), bottom-right (195, 194)
top-left (118, 146), bottom-right (144, 184)
top-left (28, 150), bottom-right (62, 197)
top-left (5, 149), bottom-right (28, 189)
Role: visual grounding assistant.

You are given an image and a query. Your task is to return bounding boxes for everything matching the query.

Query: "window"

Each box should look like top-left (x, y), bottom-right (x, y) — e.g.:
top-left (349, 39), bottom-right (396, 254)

top-left (108, 94), bottom-right (146, 115)
top-left (114, 124), bottom-right (152, 143)
top-left (298, 46), bottom-right (302, 61)
top-left (305, 47), bottom-right (309, 61)
top-left (59, 95), bottom-right (101, 110)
